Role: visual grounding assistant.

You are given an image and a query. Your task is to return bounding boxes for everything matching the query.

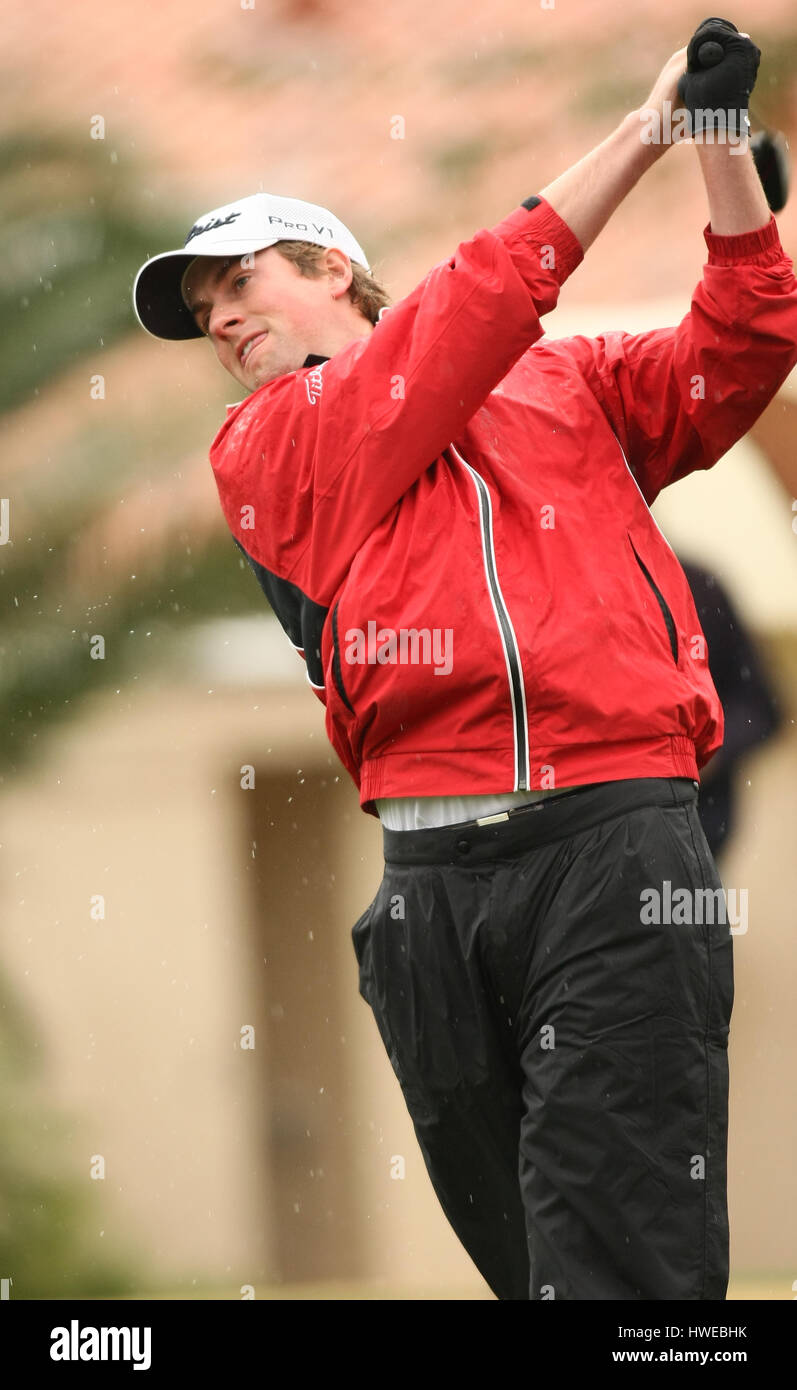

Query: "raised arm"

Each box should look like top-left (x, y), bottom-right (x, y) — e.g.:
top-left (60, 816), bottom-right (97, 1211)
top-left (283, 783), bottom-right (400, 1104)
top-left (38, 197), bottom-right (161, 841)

top-left (681, 16), bottom-right (770, 234)
top-left (696, 138), bottom-right (771, 236)
top-left (538, 47), bottom-right (686, 251)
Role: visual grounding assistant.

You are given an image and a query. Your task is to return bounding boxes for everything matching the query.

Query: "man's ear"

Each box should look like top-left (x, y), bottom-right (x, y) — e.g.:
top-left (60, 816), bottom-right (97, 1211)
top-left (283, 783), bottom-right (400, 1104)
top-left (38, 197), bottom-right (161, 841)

top-left (325, 247), bottom-right (354, 299)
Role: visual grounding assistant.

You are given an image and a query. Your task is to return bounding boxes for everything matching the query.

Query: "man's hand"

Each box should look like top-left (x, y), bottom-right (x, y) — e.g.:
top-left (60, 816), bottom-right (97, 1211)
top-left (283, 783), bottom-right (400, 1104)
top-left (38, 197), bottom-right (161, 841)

top-left (678, 18), bottom-right (760, 137)
top-left (641, 46), bottom-right (691, 150)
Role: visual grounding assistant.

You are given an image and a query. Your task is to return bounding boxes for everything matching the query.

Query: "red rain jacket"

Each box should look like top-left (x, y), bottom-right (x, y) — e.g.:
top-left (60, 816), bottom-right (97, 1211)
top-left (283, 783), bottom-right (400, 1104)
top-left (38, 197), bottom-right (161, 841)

top-left (209, 197), bottom-right (797, 815)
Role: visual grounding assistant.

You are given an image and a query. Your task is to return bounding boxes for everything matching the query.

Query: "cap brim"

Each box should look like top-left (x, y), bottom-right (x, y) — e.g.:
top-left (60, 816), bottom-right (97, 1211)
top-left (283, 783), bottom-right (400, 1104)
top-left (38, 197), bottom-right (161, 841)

top-left (133, 251), bottom-right (205, 341)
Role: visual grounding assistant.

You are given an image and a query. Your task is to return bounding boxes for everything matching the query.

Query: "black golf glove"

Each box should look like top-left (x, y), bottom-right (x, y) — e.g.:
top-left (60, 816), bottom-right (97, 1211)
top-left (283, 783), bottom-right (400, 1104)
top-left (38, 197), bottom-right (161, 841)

top-left (677, 17), bottom-right (760, 137)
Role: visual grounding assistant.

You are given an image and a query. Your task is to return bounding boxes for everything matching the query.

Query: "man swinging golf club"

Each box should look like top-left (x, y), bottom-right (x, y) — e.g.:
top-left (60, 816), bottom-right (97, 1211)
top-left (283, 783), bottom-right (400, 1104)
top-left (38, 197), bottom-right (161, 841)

top-left (134, 18), bottom-right (797, 1299)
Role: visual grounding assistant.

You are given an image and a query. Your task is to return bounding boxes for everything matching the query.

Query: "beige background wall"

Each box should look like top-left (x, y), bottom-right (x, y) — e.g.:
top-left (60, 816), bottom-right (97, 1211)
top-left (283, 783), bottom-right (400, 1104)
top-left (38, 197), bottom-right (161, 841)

top-left (1, 677), bottom-right (491, 1293)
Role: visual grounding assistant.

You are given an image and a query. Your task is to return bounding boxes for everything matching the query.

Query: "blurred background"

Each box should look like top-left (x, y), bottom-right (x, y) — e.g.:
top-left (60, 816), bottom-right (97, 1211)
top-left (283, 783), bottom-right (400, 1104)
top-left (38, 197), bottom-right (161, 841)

top-left (1, 0), bottom-right (795, 1300)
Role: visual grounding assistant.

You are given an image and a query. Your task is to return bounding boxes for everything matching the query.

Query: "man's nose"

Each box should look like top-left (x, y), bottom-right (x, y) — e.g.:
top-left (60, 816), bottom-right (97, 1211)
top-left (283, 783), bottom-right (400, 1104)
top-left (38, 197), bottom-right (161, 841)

top-left (209, 301), bottom-right (244, 339)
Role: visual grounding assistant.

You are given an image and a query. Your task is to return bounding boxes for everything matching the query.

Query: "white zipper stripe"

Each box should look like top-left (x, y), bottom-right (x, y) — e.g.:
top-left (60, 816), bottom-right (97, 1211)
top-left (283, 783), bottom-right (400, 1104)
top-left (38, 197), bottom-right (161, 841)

top-left (616, 437), bottom-right (676, 553)
top-left (449, 442), bottom-right (530, 790)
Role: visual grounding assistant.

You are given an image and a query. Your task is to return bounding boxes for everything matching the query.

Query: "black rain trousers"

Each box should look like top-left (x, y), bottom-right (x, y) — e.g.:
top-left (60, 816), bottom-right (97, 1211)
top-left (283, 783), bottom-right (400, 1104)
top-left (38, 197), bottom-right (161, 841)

top-left (352, 777), bottom-right (734, 1301)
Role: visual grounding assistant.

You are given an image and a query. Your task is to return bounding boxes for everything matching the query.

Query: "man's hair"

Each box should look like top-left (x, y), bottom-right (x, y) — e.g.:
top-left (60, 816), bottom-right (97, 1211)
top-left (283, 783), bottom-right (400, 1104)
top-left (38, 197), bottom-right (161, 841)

top-left (272, 240), bottom-right (391, 326)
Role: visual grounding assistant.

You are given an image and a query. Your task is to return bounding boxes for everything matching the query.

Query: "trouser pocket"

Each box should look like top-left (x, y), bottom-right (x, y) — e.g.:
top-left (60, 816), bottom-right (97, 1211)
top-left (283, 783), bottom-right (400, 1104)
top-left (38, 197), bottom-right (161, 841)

top-left (350, 892), bottom-right (379, 1003)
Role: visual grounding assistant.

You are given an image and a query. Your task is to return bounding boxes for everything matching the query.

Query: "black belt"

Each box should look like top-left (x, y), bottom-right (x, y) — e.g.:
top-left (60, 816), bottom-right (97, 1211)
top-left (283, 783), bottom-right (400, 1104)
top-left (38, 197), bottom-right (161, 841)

top-left (472, 783), bottom-right (600, 827)
top-left (382, 777), bottom-right (700, 866)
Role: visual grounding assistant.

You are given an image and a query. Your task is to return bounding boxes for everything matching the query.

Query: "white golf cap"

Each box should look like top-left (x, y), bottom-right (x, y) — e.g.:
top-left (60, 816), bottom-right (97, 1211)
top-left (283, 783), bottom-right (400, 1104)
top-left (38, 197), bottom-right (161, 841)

top-left (133, 192), bottom-right (371, 340)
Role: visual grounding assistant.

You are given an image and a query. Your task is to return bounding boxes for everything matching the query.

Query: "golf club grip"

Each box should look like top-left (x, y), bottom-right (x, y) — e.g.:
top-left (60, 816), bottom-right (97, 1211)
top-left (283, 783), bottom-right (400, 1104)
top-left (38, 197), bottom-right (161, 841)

top-left (697, 41), bottom-right (724, 68)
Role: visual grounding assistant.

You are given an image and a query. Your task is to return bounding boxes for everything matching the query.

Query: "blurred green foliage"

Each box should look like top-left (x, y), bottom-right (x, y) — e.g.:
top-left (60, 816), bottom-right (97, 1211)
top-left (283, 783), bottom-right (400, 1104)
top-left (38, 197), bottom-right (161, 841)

top-left (754, 29), bottom-right (797, 126)
top-left (0, 132), bottom-right (187, 416)
top-left (428, 135), bottom-right (494, 185)
top-left (0, 128), bottom-right (265, 782)
top-left (436, 41), bottom-right (553, 86)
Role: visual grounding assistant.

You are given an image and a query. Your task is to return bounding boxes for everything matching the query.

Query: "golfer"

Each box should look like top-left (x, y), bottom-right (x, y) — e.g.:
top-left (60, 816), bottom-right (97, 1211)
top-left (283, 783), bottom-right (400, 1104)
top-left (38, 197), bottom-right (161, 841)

top-left (133, 21), bottom-right (797, 1298)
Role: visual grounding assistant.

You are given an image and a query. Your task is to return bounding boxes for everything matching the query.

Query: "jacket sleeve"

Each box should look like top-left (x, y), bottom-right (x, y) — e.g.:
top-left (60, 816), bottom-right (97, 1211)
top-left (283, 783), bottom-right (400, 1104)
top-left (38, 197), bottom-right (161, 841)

top-left (558, 216), bottom-right (797, 505)
top-left (209, 197), bottom-right (583, 604)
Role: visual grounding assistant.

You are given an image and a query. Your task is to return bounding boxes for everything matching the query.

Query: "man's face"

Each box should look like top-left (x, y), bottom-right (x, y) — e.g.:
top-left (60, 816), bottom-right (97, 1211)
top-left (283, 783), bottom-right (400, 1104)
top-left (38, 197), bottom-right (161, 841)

top-left (181, 247), bottom-right (340, 392)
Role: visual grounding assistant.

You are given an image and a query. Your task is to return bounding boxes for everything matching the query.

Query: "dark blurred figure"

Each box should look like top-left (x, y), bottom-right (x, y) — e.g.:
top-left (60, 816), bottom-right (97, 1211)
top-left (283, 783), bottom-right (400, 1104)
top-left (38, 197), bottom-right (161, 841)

top-left (680, 557), bottom-right (782, 860)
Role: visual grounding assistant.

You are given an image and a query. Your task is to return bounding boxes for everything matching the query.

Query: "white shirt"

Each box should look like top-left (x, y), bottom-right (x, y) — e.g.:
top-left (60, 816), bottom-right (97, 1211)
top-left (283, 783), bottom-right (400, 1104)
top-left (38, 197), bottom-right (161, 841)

top-left (376, 788), bottom-right (575, 831)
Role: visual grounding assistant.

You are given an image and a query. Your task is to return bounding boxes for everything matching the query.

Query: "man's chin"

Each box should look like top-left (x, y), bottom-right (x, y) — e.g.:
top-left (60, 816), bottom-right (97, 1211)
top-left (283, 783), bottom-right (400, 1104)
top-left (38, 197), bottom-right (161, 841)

top-left (223, 344), bottom-right (303, 394)
top-left (244, 353), bottom-right (299, 392)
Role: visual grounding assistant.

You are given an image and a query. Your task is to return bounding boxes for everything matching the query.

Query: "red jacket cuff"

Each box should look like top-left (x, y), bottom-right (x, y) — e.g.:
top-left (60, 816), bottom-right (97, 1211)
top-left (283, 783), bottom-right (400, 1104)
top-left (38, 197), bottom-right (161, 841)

top-left (704, 214), bottom-right (783, 265)
top-left (496, 197), bottom-right (585, 285)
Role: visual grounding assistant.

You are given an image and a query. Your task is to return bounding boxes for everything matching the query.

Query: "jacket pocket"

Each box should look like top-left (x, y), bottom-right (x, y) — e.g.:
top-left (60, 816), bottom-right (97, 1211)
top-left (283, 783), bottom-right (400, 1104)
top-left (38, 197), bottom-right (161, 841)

top-left (628, 533), bottom-right (679, 664)
top-left (331, 598), bottom-right (356, 713)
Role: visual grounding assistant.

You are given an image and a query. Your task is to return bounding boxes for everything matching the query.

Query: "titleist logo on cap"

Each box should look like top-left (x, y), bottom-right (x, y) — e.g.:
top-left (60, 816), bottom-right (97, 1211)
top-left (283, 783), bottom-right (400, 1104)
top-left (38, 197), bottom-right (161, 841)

top-left (185, 212), bottom-right (242, 245)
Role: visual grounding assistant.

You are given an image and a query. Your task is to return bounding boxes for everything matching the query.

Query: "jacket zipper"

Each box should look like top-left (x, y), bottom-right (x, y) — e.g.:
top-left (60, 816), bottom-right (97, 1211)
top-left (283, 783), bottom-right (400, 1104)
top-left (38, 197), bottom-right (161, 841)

top-left (449, 443), bottom-right (530, 790)
top-left (614, 438), bottom-right (679, 666)
top-left (629, 538), bottom-right (679, 664)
